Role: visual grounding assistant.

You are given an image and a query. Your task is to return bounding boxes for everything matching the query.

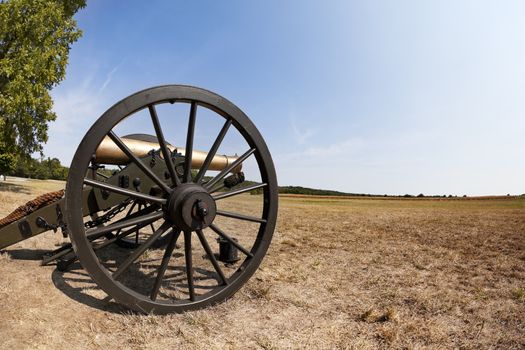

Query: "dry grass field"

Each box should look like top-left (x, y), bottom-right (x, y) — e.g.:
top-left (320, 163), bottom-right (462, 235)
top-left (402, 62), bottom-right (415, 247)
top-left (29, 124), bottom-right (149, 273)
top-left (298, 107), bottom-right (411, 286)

top-left (0, 177), bottom-right (523, 349)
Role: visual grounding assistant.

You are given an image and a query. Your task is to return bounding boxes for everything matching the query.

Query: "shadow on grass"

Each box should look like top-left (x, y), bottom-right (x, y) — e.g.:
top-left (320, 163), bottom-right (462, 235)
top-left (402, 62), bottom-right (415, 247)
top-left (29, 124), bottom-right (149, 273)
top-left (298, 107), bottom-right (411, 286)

top-left (0, 182), bottom-right (31, 194)
top-left (51, 261), bottom-right (130, 314)
top-left (4, 231), bottom-right (224, 314)
top-left (5, 248), bottom-right (49, 261)
top-left (49, 244), bottom-right (221, 315)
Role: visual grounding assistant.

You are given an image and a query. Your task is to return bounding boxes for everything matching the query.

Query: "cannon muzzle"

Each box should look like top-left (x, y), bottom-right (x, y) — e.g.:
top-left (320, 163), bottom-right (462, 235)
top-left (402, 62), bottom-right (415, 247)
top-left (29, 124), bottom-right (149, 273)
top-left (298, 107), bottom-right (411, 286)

top-left (95, 136), bottom-right (241, 172)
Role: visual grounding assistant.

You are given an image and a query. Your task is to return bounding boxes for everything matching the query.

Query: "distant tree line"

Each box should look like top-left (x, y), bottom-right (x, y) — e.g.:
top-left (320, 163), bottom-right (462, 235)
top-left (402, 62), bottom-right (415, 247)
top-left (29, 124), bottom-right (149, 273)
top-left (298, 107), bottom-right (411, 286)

top-left (6, 156), bottom-right (69, 180)
top-left (276, 186), bottom-right (373, 197)
top-left (249, 186), bottom-right (480, 198)
top-left (249, 185), bottom-right (387, 196)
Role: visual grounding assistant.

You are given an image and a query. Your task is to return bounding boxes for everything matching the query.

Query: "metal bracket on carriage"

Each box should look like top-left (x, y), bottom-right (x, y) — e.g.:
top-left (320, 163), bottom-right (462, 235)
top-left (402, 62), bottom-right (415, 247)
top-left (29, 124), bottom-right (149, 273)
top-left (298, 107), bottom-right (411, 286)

top-left (35, 204), bottom-right (68, 238)
top-left (36, 216), bottom-right (58, 233)
top-left (147, 149), bottom-right (157, 168)
top-left (56, 204), bottom-right (68, 238)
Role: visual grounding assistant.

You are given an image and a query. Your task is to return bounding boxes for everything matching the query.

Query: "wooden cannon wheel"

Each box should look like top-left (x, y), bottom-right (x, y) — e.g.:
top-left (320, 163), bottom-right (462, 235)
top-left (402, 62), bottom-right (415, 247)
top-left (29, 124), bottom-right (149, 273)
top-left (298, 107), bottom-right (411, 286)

top-left (65, 85), bottom-right (278, 314)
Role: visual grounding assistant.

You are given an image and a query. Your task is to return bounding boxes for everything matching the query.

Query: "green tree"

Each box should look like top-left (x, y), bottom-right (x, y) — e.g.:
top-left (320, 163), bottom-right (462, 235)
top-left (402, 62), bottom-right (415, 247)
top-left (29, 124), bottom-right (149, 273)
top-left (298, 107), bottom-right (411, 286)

top-left (0, 118), bottom-right (15, 177)
top-left (0, 0), bottom-right (85, 157)
top-left (0, 152), bottom-right (15, 177)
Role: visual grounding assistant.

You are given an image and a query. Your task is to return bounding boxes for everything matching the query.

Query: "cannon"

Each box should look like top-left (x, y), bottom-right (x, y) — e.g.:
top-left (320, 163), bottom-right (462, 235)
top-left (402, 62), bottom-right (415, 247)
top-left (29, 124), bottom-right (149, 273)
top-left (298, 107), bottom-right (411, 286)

top-left (0, 85), bottom-right (278, 314)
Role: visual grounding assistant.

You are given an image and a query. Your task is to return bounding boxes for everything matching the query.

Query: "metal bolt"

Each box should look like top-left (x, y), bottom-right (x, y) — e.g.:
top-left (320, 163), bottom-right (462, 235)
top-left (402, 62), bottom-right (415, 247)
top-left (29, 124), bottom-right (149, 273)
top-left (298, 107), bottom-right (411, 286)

top-left (195, 200), bottom-right (208, 218)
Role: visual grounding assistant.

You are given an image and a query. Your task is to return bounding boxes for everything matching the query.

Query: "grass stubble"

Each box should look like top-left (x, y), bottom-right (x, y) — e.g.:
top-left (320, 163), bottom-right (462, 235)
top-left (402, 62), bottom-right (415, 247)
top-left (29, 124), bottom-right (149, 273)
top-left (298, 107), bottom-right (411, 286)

top-left (0, 178), bottom-right (523, 349)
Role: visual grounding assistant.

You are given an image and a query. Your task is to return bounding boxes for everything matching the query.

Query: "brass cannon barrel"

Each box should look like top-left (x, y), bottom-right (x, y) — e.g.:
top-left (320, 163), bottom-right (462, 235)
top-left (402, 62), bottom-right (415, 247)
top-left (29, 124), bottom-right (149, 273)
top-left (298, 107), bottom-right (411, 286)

top-left (95, 136), bottom-right (241, 172)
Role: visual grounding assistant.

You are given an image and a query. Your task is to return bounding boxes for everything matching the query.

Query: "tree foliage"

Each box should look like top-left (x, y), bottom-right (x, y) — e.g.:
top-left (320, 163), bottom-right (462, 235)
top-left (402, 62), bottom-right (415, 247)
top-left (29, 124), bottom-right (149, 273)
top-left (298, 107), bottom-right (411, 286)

top-left (0, 117), bottom-right (15, 174)
top-left (0, 152), bottom-right (15, 175)
top-left (0, 0), bottom-right (85, 156)
top-left (10, 155), bottom-right (68, 180)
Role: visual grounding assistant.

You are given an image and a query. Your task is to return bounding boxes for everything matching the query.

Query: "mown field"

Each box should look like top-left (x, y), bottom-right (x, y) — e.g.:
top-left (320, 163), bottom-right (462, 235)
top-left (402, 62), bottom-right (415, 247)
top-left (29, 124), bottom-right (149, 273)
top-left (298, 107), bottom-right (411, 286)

top-left (0, 178), bottom-right (523, 349)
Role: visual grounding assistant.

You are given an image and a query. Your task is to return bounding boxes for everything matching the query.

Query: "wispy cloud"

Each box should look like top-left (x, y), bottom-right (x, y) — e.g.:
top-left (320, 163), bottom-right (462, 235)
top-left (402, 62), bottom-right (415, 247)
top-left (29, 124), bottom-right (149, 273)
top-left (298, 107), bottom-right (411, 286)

top-left (301, 138), bottom-right (365, 157)
top-left (46, 64), bottom-right (121, 165)
top-left (276, 136), bottom-right (366, 161)
top-left (273, 136), bottom-right (369, 191)
top-left (290, 114), bottom-right (316, 145)
top-left (98, 60), bottom-right (125, 95)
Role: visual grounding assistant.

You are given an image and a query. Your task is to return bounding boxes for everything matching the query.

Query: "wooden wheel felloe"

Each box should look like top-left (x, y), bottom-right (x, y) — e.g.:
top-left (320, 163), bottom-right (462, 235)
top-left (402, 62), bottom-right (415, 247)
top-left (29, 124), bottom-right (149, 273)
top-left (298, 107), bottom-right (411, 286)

top-left (65, 85), bottom-right (278, 314)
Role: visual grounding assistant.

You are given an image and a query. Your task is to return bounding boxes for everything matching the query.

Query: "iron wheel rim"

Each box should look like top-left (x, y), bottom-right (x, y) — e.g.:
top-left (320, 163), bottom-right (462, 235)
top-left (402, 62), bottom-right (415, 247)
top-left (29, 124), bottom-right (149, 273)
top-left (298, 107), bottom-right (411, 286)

top-left (65, 85), bottom-right (278, 314)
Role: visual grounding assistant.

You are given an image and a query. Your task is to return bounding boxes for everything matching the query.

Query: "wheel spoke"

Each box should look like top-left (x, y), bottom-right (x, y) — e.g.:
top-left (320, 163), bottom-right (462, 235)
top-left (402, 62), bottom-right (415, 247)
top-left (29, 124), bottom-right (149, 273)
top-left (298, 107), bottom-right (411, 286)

top-left (194, 119), bottom-right (232, 184)
top-left (208, 184), bottom-right (225, 194)
top-left (204, 148), bottom-right (256, 190)
top-left (216, 210), bottom-right (267, 224)
top-left (121, 202), bottom-right (156, 238)
top-left (209, 224), bottom-right (253, 258)
top-left (196, 229), bottom-right (228, 285)
top-left (213, 183), bottom-right (267, 200)
top-left (134, 203), bottom-right (142, 244)
top-left (108, 131), bottom-right (172, 193)
top-left (113, 223), bottom-right (173, 279)
top-left (51, 217), bottom-right (157, 268)
top-left (150, 229), bottom-right (181, 301)
top-left (84, 178), bottom-right (166, 205)
top-left (124, 201), bottom-right (137, 218)
top-left (95, 219), bottom-right (158, 251)
top-left (183, 102), bottom-right (197, 183)
top-left (149, 104), bottom-right (181, 187)
top-left (86, 210), bottom-right (164, 239)
top-left (184, 230), bottom-right (196, 301)
top-left (131, 203), bottom-right (142, 245)
top-left (41, 244), bottom-right (73, 265)
top-left (47, 210), bottom-right (145, 265)
top-left (96, 171), bottom-right (109, 179)
top-left (116, 201), bottom-right (158, 225)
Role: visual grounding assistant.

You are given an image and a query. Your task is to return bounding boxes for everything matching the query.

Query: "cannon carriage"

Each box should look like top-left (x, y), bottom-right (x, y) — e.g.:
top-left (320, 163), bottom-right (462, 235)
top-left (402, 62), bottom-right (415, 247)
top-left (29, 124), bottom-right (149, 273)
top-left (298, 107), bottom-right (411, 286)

top-left (0, 85), bottom-right (278, 314)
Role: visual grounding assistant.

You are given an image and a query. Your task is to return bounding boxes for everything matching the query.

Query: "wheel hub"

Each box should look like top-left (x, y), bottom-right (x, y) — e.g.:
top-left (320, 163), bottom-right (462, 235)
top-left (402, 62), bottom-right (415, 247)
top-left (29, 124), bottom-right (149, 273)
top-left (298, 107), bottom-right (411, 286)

top-left (166, 184), bottom-right (216, 231)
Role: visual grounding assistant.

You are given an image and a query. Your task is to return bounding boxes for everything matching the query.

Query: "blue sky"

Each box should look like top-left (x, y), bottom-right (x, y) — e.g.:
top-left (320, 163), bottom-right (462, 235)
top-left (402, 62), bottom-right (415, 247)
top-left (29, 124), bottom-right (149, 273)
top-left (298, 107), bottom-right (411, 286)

top-left (46, 1), bottom-right (525, 195)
